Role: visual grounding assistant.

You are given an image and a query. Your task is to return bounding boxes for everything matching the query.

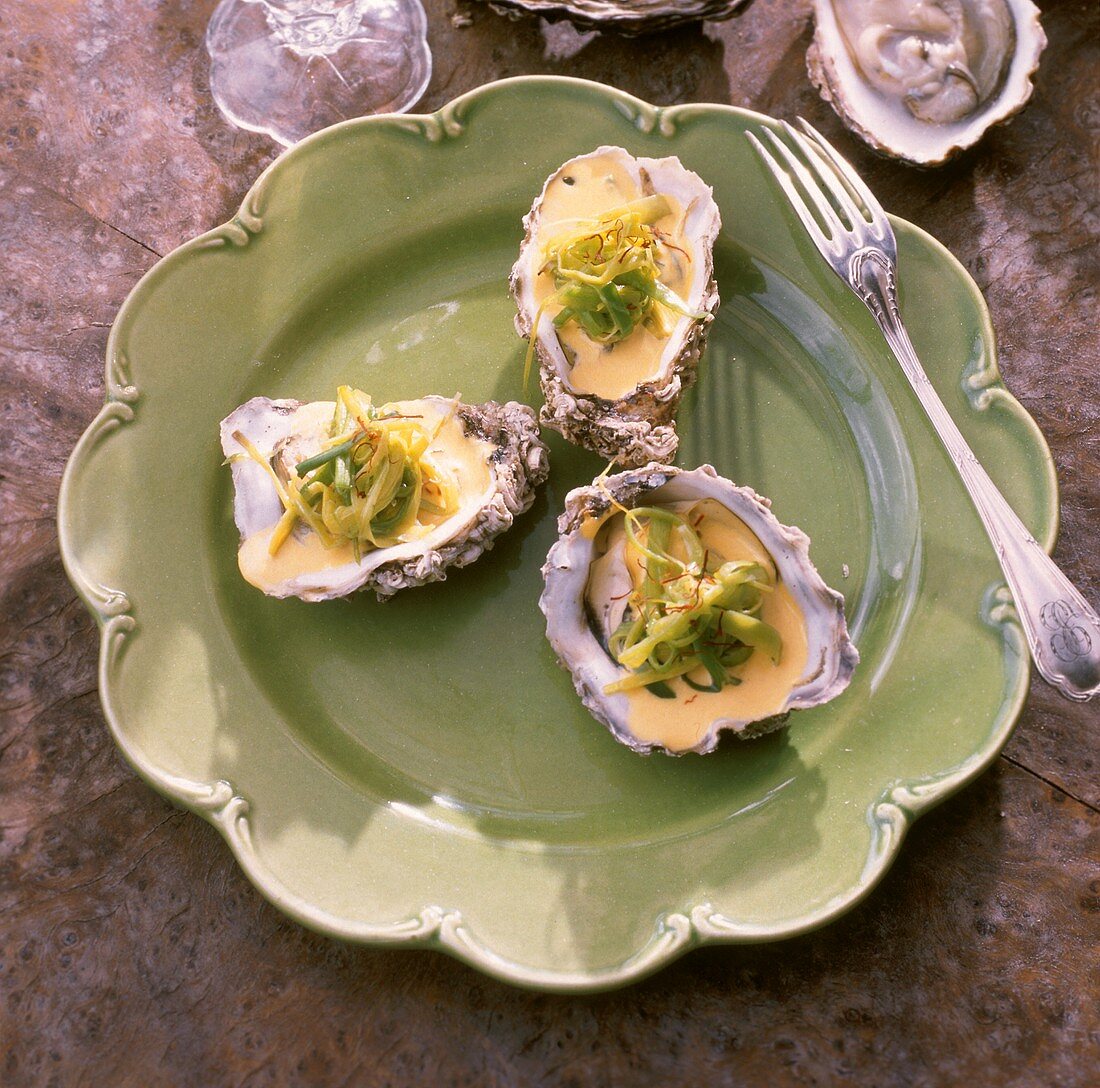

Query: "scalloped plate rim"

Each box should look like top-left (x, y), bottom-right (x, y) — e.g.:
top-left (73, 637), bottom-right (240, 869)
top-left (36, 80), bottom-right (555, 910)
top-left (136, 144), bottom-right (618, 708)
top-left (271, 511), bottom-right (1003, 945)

top-left (57, 75), bottom-right (1057, 992)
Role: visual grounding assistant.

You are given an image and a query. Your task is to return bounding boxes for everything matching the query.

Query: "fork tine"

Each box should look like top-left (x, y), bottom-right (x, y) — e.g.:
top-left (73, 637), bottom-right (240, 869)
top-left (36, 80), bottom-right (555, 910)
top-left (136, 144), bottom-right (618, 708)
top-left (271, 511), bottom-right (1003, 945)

top-left (778, 119), bottom-right (867, 232)
top-left (757, 125), bottom-right (848, 245)
top-left (746, 130), bottom-right (831, 253)
top-left (795, 118), bottom-right (892, 244)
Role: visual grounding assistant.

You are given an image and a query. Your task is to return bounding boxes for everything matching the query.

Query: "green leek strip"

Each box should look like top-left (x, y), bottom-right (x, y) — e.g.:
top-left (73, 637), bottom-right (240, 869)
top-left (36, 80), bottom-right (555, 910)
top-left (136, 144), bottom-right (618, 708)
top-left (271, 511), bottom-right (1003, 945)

top-left (613, 270), bottom-right (703, 320)
top-left (648, 277), bottom-right (705, 319)
top-left (623, 507), bottom-right (685, 578)
top-left (604, 653), bottom-right (704, 694)
top-left (294, 435), bottom-right (357, 476)
top-left (598, 284), bottom-right (633, 338)
top-left (576, 309), bottom-right (611, 340)
top-left (332, 452), bottom-right (352, 502)
top-left (698, 648), bottom-right (729, 689)
top-left (720, 610), bottom-right (782, 664)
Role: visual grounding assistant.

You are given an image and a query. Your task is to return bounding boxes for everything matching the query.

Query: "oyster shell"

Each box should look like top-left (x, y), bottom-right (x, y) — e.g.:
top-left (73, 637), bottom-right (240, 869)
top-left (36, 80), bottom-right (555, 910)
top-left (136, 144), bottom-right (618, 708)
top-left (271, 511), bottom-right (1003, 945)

top-left (511, 146), bottom-right (721, 467)
top-left (541, 464), bottom-right (859, 755)
top-left (807, 0), bottom-right (1046, 165)
top-left (220, 394), bottom-right (549, 601)
top-left (480, 0), bottom-right (752, 38)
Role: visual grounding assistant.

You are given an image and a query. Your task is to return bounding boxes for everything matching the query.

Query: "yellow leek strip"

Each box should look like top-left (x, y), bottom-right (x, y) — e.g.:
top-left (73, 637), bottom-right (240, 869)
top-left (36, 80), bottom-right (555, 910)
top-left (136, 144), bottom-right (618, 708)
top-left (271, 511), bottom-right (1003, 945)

top-left (267, 507), bottom-right (298, 557)
top-left (538, 196), bottom-right (673, 252)
top-left (523, 293), bottom-right (559, 390)
top-left (233, 431), bottom-right (336, 549)
top-left (232, 431), bottom-right (292, 507)
top-left (428, 393), bottom-right (462, 443)
top-left (285, 477), bottom-right (337, 546)
top-left (338, 384), bottom-right (372, 421)
top-left (596, 194), bottom-right (672, 225)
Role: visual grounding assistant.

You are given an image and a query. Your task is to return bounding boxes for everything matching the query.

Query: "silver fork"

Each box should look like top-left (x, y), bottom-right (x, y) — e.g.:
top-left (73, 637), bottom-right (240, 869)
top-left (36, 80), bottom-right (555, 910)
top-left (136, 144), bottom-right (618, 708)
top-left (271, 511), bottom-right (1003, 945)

top-left (748, 118), bottom-right (1099, 702)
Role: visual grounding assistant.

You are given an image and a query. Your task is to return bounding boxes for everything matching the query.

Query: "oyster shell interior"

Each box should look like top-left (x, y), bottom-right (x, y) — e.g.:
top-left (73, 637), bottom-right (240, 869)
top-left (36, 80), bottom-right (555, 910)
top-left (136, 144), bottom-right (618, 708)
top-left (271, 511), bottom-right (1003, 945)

top-left (541, 466), bottom-right (858, 755)
top-left (587, 499), bottom-right (811, 745)
top-left (221, 394), bottom-right (545, 601)
top-left (809, 0), bottom-right (1046, 164)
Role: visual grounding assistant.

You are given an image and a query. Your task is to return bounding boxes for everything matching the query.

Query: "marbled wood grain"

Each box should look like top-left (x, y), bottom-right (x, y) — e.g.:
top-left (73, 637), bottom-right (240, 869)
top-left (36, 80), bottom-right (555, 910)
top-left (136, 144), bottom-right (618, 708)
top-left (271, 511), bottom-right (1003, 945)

top-left (0, 0), bottom-right (275, 256)
top-left (2, 750), bottom-right (1097, 1085)
top-left (1, 0), bottom-right (1098, 1084)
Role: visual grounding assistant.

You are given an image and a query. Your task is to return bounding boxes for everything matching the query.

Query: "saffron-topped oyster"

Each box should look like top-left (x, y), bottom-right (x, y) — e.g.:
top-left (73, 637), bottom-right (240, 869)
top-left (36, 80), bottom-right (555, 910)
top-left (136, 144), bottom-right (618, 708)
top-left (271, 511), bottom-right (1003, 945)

top-left (541, 465), bottom-right (859, 755)
top-left (220, 388), bottom-right (549, 601)
top-left (511, 146), bottom-right (721, 467)
top-left (807, 0), bottom-right (1046, 165)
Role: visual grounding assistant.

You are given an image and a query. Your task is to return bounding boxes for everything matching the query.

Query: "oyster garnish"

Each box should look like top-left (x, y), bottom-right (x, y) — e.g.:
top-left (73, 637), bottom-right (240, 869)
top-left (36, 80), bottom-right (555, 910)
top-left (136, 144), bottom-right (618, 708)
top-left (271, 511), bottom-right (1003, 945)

top-left (541, 464), bottom-right (859, 755)
top-left (807, 0), bottom-right (1046, 165)
top-left (220, 389), bottom-right (549, 601)
top-left (511, 146), bottom-right (720, 467)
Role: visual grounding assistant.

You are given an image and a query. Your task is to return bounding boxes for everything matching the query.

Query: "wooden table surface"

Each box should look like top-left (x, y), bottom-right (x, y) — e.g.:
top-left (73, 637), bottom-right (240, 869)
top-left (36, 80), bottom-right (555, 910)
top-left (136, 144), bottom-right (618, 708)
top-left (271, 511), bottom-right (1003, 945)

top-left (2, 1), bottom-right (1097, 1084)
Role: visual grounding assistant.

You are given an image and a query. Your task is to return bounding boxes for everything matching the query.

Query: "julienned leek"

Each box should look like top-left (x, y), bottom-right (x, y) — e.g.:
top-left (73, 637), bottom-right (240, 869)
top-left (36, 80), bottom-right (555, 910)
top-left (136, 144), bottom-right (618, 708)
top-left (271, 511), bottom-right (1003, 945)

top-left (234, 386), bottom-right (460, 560)
top-left (601, 504), bottom-right (783, 698)
top-left (525, 195), bottom-right (703, 387)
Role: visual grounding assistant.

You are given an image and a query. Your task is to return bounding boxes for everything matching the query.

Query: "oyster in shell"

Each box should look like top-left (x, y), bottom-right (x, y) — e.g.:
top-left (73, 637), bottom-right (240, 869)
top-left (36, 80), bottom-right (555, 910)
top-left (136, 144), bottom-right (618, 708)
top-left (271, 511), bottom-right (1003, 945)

top-left (541, 464), bottom-right (858, 754)
top-left (221, 392), bottom-right (549, 601)
top-left (807, 0), bottom-right (1046, 165)
top-left (511, 146), bottom-right (721, 467)
top-left (480, 0), bottom-right (752, 38)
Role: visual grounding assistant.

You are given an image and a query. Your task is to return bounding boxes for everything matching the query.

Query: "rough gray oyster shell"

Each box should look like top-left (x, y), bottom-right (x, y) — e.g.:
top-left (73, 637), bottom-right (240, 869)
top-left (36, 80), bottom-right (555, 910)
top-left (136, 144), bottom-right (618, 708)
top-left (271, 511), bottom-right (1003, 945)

top-left (540, 464), bottom-right (859, 754)
top-left (220, 395), bottom-right (549, 601)
top-left (481, 0), bottom-right (753, 37)
top-left (511, 145), bottom-right (721, 467)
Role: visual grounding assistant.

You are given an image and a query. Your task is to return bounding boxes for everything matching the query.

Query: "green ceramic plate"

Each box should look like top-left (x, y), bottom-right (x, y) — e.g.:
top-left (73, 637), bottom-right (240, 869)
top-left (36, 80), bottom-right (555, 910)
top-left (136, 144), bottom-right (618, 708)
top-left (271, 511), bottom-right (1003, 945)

top-left (58, 77), bottom-right (1057, 991)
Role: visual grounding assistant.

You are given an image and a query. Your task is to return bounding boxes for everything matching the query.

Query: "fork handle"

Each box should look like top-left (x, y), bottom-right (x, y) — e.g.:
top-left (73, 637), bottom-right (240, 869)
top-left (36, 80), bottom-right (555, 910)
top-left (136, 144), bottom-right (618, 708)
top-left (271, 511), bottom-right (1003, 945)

top-left (853, 248), bottom-right (1100, 702)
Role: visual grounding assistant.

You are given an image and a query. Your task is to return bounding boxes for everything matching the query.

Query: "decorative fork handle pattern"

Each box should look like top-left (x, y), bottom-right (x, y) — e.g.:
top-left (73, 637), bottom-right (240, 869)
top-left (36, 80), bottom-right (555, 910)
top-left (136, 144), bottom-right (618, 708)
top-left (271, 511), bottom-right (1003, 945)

top-left (852, 247), bottom-right (1100, 701)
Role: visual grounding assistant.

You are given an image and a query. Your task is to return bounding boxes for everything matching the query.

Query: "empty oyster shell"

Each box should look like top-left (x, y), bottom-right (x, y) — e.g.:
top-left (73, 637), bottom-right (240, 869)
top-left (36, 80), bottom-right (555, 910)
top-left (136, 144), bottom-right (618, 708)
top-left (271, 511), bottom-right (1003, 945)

top-left (221, 394), bottom-right (549, 601)
top-left (807, 0), bottom-right (1046, 165)
top-left (541, 464), bottom-right (859, 755)
top-left (511, 146), bottom-right (721, 467)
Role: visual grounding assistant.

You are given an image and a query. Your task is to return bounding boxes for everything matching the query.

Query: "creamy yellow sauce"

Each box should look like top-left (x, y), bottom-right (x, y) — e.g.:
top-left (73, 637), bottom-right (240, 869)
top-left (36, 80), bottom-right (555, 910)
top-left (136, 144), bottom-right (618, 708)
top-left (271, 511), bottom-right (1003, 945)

top-left (239, 526), bottom-right (356, 588)
top-left (237, 399), bottom-right (491, 593)
top-left (534, 151), bottom-right (693, 401)
top-left (591, 498), bottom-right (808, 753)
